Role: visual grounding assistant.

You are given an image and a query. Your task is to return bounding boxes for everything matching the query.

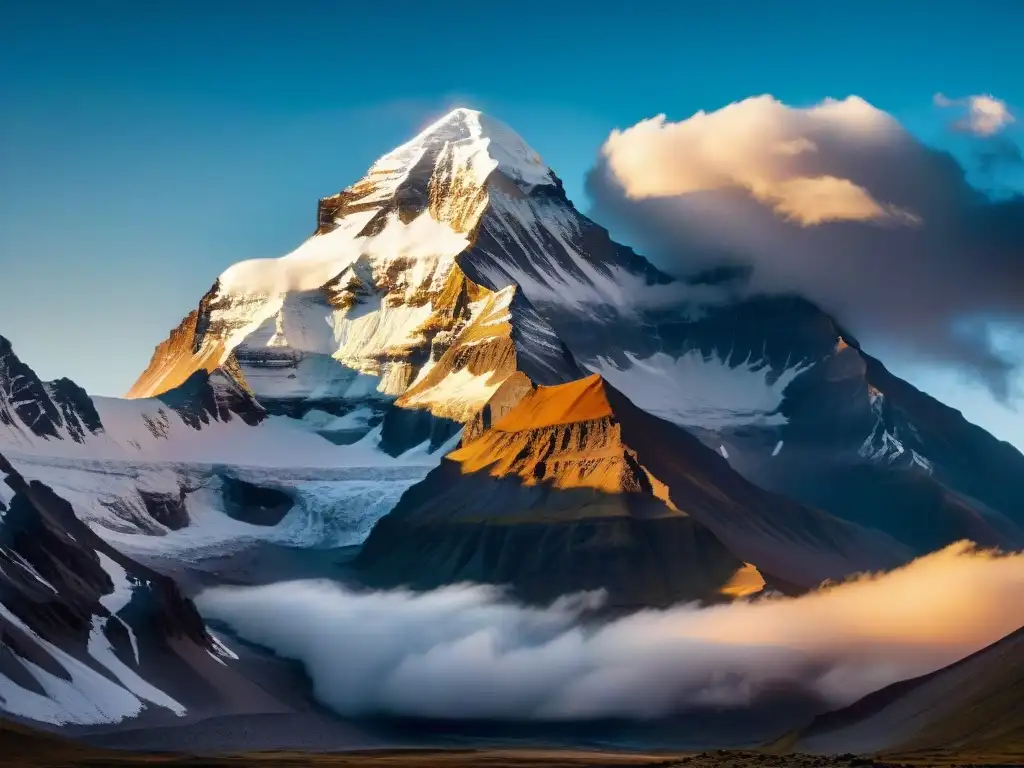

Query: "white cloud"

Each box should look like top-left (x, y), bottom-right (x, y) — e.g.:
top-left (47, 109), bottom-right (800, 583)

top-left (934, 92), bottom-right (1016, 136)
top-left (198, 543), bottom-right (1024, 721)
top-left (600, 96), bottom-right (918, 226)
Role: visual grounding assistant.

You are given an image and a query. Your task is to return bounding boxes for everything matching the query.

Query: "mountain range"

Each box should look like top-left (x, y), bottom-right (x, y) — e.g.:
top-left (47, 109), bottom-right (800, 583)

top-left (1, 107), bottom-right (1022, 761)
top-left (128, 107), bottom-right (1024, 556)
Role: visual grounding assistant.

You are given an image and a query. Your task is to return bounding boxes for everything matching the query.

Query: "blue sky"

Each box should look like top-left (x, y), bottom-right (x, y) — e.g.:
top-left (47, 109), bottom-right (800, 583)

top-left (1, 0), bottom-right (1022, 447)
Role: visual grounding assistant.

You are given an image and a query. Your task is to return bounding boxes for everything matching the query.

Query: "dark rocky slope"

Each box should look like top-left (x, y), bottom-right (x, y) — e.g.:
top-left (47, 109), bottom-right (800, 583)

top-left (0, 453), bottom-right (287, 727)
top-left (0, 336), bottom-right (102, 445)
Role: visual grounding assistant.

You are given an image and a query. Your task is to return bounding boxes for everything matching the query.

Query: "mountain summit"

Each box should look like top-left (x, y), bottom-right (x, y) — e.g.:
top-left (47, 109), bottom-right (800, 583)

top-left (127, 108), bottom-right (661, 435)
top-left (330, 107), bottom-right (558, 216)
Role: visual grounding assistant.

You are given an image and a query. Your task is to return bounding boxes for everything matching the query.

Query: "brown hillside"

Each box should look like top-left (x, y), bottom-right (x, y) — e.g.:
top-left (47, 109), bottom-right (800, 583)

top-left (796, 625), bottom-right (1024, 761)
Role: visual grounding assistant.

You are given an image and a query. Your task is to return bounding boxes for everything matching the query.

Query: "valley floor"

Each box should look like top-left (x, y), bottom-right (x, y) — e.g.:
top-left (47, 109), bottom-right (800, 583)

top-left (5, 719), bottom-right (1023, 768)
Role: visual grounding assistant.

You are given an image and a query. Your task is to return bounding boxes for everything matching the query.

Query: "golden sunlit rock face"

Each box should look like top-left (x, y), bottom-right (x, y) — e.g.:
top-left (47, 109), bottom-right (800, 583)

top-left (447, 375), bottom-right (678, 503)
top-left (428, 150), bottom-right (492, 234)
top-left (489, 373), bottom-right (615, 430)
top-left (126, 285), bottom-right (230, 399)
top-left (719, 562), bottom-right (768, 598)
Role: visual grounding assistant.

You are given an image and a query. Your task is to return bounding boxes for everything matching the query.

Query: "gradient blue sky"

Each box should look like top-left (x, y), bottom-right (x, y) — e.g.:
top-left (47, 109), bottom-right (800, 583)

top-left (2, 0), bottom-right (1022, 448)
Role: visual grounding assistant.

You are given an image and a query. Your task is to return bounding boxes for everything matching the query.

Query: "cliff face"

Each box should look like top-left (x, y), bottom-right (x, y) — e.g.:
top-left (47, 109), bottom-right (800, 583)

top-left (394, 276), bottom-right (582, 424)
top-left (126, 283), bottom-right (232, 400)
top-left (0, 337), bottom-right (103, 446)
top-left (154, 368), bottom-right (266, 430)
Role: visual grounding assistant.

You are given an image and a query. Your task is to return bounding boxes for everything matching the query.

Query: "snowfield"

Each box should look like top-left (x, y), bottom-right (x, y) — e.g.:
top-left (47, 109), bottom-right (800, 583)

top-left (5, 448), bottom-right (442, 561)
top-left (590, 350), bottom-right (812, 429)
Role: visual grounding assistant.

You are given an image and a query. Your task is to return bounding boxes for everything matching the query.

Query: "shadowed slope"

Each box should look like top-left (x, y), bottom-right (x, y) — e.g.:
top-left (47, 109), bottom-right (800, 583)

top-left (796, 625), bottom-right (1024, 760)
top-left (0, 452), bottom-right (302, 728)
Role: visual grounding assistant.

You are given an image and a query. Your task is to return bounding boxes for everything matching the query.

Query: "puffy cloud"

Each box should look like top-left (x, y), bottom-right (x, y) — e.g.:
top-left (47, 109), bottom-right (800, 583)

top-left (601, 96), bottom-right (917, 226)
top-left (587, 95), bottom-right (1024, 397)
top-left (935, 92), bottom-right (1016, 137)
top-left (198, 543), bottom-right (1024, 721)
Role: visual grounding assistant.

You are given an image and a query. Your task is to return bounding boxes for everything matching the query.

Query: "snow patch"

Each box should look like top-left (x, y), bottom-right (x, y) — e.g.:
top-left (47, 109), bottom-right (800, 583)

top-left (210, 631), bottom-right (238, 662)
top-left (911, 451), bottom-right (933, 473)
top-left (860, 426), bottom-right (906, 463)
top-left (590, 351), bottom-right (811, 430)
top-left (220, 211), bottom-right (469, 297)
top-left (97, 553), bottom-right (134, 615)
top-left (376, 108), bottom-right (553, 192)
top-left (0, 481), bottom-right (12, 518)
top-left (300, 407), bottom-right (375, 434)
top-left (97, 553), bottom-right (140, 664)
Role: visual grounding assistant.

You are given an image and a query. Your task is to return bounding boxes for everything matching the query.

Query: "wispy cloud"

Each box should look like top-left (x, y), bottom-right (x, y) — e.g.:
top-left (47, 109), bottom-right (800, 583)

top-left (934, 92), bottom-right (1016, 136)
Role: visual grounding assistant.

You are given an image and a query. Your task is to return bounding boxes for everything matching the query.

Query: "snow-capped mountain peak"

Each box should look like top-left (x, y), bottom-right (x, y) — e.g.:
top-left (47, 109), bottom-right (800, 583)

top-left (370, 107), bottom-right (554, 192)
top-left (310, 107), bottom-right (556, 246)
top-left (128, 108), bottom-right (652, 410)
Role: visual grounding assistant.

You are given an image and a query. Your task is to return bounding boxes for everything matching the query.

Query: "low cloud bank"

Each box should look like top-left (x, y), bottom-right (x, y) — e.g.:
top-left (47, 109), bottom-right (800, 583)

top-left (197, 543), bottom-right (1024, 721)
